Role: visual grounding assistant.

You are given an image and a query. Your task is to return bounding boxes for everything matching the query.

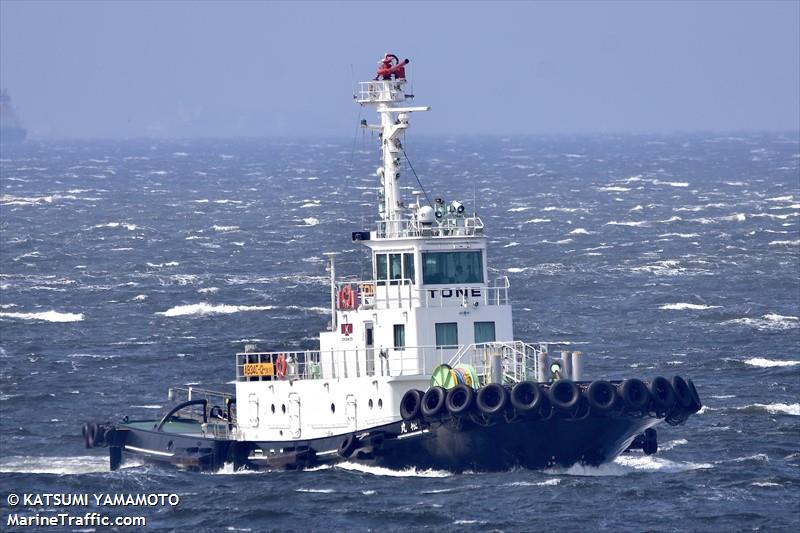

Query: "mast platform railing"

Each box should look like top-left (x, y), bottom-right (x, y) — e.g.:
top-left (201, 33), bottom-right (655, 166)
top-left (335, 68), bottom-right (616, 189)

top-left (375, 216), bottom-right (484, 239)
top-left (356, 80), bottom-right (412, 104)
top-left (447, 341), bottom-right (548, 386)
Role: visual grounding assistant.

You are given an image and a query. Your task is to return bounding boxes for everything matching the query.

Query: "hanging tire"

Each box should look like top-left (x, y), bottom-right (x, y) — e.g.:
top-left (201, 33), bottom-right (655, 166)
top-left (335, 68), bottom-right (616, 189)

top-left (510, 381), bottom-right (544, 414)
top-left (642, 428), bottom-right (658, 455)
top-left (476, 383), bottom-right (509, 416)
top-left (686, 378), bottom-right (702, 413)
top-left (445, 384), bottom-right (475, 417)
top-left (82, 422), bottom-right (97, 449)
top-left (421, 386), bottom-right (446, 419)
top-left (548, 379), bottom-right (581, 412)
top-left (338, 434), bottom-right (358, 458)
top-left (620, 379), bottom-right (651, 412)
top-left (586, 380), bottom-right (619, 412)
top-left (400, 389), bottom-right (423, 421)
top-left (648, 376), bottom-right (676, 412)
top-left (671, 376), bottom-right (693, 409)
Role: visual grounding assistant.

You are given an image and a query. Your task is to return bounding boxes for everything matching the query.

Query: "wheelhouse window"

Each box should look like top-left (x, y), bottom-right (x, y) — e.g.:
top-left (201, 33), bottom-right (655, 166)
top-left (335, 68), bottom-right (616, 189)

top-left (435, 322), bottom-right (458, 348)
top-left (422, 251), bottom-right (483, 285)
top-left (474, 321), bottom-right (496, 344)
top-left (374, 252), bottom-right (416, 285)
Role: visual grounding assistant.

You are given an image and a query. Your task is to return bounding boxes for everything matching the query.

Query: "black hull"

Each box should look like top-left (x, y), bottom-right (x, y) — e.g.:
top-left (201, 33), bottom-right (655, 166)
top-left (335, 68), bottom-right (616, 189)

top-left (90, 411), bottom-right (663, 473)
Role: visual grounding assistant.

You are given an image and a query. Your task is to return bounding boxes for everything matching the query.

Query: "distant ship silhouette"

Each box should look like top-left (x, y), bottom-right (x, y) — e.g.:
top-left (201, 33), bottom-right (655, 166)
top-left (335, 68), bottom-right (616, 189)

top-left (0, 89), bottom-right (27, 144)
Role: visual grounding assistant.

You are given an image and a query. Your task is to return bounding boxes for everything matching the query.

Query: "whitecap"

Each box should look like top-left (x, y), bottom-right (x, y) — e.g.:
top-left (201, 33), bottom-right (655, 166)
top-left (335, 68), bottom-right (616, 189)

top-left (157, 303), bottom-right (274, 317)
top-left (597, 186), bottom-right (631, 192)
top-left (659, 303), bottom-right (721, 311)
top-left (744, 358), bottom-right (800, 368)
top-left (568, 228), bottom-right (590, 235)
top-left (508, 206), bottom-right (531, 212)
top-left (302, 217), bottom-right (320, 226)
top-left (507, 267), bottom-right (529, 273)
top-left (133, 294), bottom-right (147, 301)
top-left (653, 180), bottom-right (689, 187)
top-left (211, 225), bottom-right (240, 232)
top-left (523, 218), bottom-right (551, 224)
top-left (769, 240), bottom-right (799, 246)
top-left (606, 220), bottom-right (649, 227)
top-left (295, 488), bottom-right (335, 493)
top-left (724, 314), bottom-right (799, 331)
top-left (0, 310), bottom-right (84, 322)
top-left (507, 478), bottom-right (561, 487)
top-left (503, 242), bottom-right (520, 248)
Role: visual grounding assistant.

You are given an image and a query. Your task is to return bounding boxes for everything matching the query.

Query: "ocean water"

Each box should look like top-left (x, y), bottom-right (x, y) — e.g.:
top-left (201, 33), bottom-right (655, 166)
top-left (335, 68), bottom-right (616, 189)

top-left (1, 134), bottom-right (798, 531)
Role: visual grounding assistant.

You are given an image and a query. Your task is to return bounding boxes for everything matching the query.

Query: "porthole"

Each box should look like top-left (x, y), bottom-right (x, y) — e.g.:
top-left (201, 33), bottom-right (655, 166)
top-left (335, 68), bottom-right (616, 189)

top-left (281, 404), bottom-right (286, 414)
top-left (331, 403), bottom-right (336, 413)
top-left (378, 399), bottom-right (383, 409)
top-left (368, 399), bottom-right (374, 409)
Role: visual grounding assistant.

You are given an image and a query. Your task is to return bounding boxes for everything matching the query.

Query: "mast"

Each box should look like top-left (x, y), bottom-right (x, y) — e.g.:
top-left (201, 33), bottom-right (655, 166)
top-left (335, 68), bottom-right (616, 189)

top-left (356, 54), bottom-right (429, 235)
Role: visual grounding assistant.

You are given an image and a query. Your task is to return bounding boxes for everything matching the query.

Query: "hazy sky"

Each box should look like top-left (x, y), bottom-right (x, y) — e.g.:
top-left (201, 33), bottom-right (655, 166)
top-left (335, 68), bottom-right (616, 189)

top-left (1, 0), bottom-right (798, 139)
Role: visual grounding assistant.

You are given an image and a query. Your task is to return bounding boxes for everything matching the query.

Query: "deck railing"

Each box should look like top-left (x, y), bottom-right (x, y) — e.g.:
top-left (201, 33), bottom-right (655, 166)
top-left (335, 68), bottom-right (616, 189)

top-left (165, 386), bottom-right (236, 439)
top-left (335, 276), bottom-right (509, 311)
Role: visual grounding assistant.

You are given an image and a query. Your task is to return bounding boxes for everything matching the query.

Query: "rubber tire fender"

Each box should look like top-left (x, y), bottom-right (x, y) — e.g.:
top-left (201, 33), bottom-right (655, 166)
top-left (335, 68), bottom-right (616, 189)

top-left (400, 389), bottom-right (423, 421)
top-left (421, 386), bottom-right (447, 419)
top-left (671, 375), bottom-right (693, 409)
top-left (510, 381), bottom-right (545, 414)
top-left (445, 384), bottom-right (475, 417)
top-left (82, 422), bottom-right (97, 449)
top-left (686, 378), bottom-right (702, 413)
top-left (620, 378), bottom-right (651, 412)
top-left (476, 383), bottom-right (509, 416)
top-left (338, 434), bottom-right (358, 458)
top-left (548, 379), bottom-right (581, 412)
top-left (648, 376), bottom-right (677, 412)
top-left (586, 380), bottom-right (619, 412)
top-left (642, 428), bottom-right (658, 455)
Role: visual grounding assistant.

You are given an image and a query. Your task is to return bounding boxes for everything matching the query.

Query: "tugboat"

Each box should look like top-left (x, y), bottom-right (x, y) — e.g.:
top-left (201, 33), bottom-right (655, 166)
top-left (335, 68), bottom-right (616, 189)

top-left (0, 89), bottom-right (27, 144)
top-left (84, 54), bottom-right (702, 472)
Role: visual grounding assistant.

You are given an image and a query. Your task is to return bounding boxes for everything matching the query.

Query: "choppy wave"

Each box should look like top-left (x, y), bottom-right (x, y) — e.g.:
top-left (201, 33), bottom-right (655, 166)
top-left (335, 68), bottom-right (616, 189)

top-left (158, 303), bottom-right (275, 317)
top-left (738, 403), bottom-right (800, 416)
top-left (0, 310), bottom-right (84, 322)
top-left (743, 358), bottom-right (800, 368)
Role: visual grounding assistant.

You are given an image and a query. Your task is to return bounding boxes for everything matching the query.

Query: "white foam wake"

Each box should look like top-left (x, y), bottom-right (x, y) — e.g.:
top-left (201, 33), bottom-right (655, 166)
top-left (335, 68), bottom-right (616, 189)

top-left (158, 303), bottom-right (275, 317)
top-left (746, 403), bottom-right (800, 416)
top-left (549, 454), bottom-right (712, 476)
top-left (659, 303), bottom-right (721, 310)
top-left (744, 358), bottom-right (800, 368)
top-left (0, 310), bottom-right (84, 322)
top-left (0, 455), bottom-right (141, 474)
top-left (335, 461), bottom-right (452, 478)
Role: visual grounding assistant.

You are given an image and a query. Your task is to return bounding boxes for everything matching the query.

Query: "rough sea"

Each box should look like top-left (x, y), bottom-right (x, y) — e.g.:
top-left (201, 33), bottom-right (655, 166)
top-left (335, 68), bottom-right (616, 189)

top-left (1, 134), bottom-right (798, 532)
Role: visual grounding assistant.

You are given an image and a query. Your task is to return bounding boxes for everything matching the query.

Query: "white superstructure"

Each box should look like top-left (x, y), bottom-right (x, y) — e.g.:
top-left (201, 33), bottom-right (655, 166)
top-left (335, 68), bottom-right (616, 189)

top-left (234, 64), bottom-right (557, 443)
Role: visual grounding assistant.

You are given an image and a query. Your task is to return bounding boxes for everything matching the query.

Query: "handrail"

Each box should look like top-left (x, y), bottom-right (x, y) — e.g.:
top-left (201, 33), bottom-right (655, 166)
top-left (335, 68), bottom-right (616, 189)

top-left (375, 216), bottom-right (484, 239)
top-left (154, 399), bottom-right (207, 431)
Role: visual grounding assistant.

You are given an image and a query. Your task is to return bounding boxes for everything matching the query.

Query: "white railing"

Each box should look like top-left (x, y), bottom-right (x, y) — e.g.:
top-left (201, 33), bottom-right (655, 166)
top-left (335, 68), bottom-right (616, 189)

top-left (335, 276), bottom-right (509, 311)
top-left (448, 341), bottom-right (547, 385)
top-left (356, 80), bottom-right (412, 103)
top-left (375, 216), bottom-right (484, 239)
top-left (235, 341), bottom-right (548, 385)
top-left (236, 345), bottom-right (451, 382)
